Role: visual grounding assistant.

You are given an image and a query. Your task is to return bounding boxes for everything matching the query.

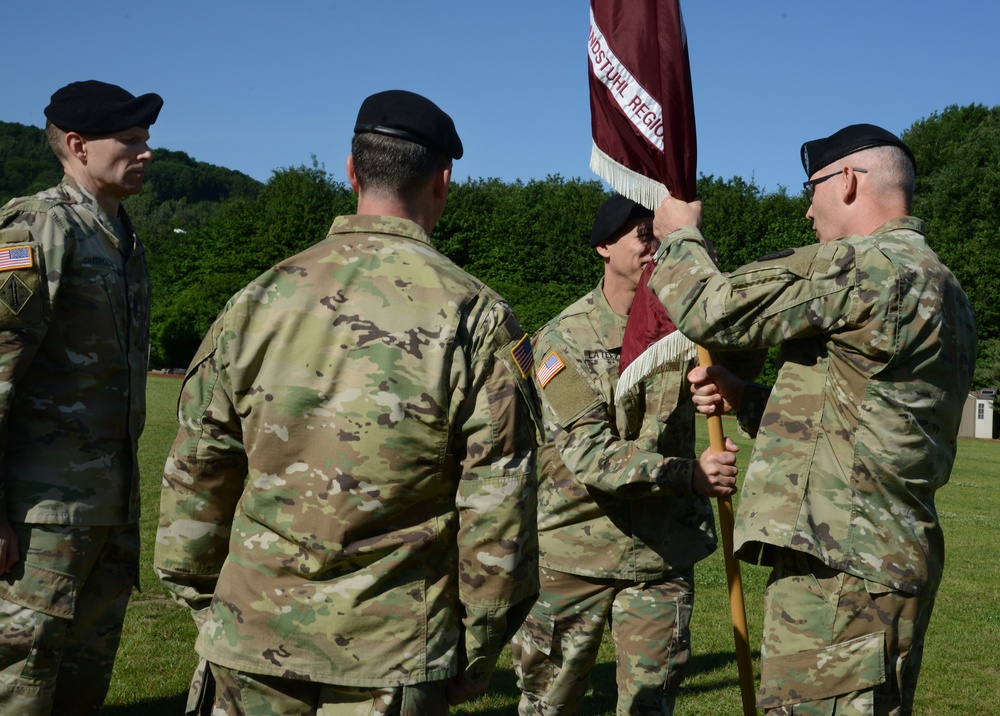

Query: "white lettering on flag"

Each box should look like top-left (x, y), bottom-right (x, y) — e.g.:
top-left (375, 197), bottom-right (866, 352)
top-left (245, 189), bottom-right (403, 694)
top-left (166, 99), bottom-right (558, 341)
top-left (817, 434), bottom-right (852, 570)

top-left (588, 7), bottom-right (665, 151)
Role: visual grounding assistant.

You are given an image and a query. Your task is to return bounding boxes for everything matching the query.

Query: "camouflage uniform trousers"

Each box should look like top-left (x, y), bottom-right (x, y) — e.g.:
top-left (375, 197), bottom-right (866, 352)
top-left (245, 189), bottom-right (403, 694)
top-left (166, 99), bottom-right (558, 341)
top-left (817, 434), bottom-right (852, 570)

top-left (0, 522), bottom-right (139, 715)
top-left (187, 661), bottom-right (451, 716)
top-left (758, 548), bottom-right (934, 716)
top-left (512, 566), bottom-right (694, 716)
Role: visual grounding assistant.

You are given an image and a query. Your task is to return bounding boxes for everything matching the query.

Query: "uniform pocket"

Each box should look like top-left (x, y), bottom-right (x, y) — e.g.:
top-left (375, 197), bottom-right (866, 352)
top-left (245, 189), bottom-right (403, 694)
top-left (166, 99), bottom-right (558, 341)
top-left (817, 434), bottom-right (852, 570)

top-left (0, 559), bottom-right (77, 620)
top-left (758, 631), bottom-right (886, 708)
top-left (513, 606), bottom-right (558, 698)
top-left (0, 559), bottom-right (78, 684)
top-left (519, 607), bottom-right (556, 658)
top-left (51, 269), bottom-right (127, 372)
top-left (659, 585), bottom-right (695, 694)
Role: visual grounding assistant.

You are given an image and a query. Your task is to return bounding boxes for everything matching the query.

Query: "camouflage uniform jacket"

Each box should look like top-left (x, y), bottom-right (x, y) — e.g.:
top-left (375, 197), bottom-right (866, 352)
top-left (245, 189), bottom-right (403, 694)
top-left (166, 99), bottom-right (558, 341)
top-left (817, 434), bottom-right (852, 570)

top-left (155, 214), bottom-right (540, 687)
top-left (648, 217), bottom-right (977, 595)
top-left (0, 176), bottom-right (149, 525)
top-left (531, 281), bottom-right (716, 581)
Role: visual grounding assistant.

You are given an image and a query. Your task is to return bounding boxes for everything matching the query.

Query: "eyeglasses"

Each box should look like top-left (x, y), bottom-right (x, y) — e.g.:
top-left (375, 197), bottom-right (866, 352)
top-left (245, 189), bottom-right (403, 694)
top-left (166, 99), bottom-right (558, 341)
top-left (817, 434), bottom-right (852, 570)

top-left (803, 168), bottom-right (867, 197)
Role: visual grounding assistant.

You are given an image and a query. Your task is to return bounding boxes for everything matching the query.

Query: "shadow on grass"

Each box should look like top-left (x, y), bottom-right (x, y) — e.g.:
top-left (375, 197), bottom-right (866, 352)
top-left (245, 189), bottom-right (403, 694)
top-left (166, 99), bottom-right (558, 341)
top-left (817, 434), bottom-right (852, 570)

top-left (104, 693), bottom-right (187, 716)
top-left (456, 649), bottom-right (757, 714)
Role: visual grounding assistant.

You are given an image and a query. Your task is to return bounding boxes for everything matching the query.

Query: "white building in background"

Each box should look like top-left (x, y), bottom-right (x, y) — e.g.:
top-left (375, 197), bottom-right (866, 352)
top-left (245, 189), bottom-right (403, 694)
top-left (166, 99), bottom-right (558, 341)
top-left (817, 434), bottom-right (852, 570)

top-left (959, 387), bottom-right (997, 440)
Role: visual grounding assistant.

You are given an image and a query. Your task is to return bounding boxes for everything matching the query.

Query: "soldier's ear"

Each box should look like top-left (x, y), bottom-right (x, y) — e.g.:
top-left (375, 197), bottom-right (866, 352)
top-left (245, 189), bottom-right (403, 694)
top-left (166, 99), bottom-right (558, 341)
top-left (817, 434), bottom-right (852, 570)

top-left (843, 166), bottom-right (863, 205)
top-left (66, 132), bottom-right (87, 163)
top-left (432, 163), bottom-right (452, 202)
top-left (346, 155), bottom-right (360, 194)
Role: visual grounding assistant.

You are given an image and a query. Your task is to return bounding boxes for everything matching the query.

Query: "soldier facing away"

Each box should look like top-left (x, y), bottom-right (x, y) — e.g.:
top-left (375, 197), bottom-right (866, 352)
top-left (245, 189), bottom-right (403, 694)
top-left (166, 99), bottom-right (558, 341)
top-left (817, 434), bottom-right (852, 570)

top-left (155, 89), bottom-right (541, 716)
top-left (650, 124), bottom-right (978, 715)
top-left (0, 80), bottom-right (161, 713)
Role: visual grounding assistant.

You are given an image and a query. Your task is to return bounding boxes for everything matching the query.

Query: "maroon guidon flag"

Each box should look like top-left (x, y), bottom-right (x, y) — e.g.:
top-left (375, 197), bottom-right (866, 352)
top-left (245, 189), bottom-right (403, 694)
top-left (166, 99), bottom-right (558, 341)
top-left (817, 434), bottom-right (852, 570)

top-left (588, 0), bottom-right (697, 208)
top-left (590, 12), bottom-right (758, 713)
top-left (588, 0), bottom-right (697, 372)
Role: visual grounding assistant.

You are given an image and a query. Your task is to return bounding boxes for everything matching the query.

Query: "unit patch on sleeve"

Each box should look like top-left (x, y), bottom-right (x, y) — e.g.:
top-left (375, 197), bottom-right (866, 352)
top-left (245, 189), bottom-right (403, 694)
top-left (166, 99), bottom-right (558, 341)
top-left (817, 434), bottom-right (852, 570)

top-left (510, 334), bottom-right (534, 379)
top-left (536, 351), bottom-right (566, 388)
top-left (0, 245), bottom-right (33, 271)
top-left (0, 273), bottom-right (34, 315)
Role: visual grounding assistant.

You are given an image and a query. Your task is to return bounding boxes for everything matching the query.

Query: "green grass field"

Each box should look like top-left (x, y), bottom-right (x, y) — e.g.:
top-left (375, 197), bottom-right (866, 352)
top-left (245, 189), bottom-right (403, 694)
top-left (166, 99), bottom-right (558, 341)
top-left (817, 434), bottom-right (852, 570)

top-left (103, 376), bottom-right (1000, 714)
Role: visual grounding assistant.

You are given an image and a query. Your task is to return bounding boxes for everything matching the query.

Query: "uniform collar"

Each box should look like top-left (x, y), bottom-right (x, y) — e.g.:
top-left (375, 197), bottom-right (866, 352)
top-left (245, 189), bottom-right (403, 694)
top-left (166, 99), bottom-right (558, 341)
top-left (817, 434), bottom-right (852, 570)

top-left (871, 216), bottom-right (925, 236)
top-left (328, 214), bottom-right (432, 246)
top-left (593, 278), bottom-right (628, 350)
top-left (60, 175), bottom-right (138, 255)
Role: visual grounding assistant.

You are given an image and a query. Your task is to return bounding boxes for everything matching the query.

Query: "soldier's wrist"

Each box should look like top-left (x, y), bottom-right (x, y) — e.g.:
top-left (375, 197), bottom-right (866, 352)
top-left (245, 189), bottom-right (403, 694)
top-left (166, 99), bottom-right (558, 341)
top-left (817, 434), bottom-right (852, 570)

top-left (653, 458), bottom-right (695, 497)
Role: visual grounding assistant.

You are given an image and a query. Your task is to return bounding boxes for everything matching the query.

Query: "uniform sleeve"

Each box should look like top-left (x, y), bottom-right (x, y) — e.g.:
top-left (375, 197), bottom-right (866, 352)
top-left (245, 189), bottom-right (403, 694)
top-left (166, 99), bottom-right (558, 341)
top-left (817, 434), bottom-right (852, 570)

top-left (534, 324), bottom-right (697, 498)
top-left (452, 299), bottom-right (540, 685)
top-left (0, 213), bottom-right (61, 513)
top-left (649, 227), bottom-right (880, 354)
top-left (154, 314), bottom-right (248, 622)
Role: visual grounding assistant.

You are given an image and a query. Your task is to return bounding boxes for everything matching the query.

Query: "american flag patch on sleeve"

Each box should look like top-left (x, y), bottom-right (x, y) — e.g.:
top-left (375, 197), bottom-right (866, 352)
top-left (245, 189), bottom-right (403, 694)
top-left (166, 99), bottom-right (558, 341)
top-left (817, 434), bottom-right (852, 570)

top-left (0, 246), bottom-right (33, 272)
top-left (536, 352), bottom-right (565, 388)
top-left (510, 334), bottom-right (533, 378)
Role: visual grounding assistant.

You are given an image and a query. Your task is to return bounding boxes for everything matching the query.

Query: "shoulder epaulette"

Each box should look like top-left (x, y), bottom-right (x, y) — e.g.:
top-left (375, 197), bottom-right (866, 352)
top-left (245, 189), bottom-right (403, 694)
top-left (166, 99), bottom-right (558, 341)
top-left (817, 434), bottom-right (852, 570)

top-left (754, 248), bottom-right (795, 262)
top-left (0, 196), bottom-right (73, 223)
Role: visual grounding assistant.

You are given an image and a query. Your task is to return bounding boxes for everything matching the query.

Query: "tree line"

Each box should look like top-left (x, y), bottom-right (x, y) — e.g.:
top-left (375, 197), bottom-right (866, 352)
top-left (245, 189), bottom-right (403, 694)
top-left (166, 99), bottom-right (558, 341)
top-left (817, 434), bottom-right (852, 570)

top-left (1, 105), bottom-right (997, 390)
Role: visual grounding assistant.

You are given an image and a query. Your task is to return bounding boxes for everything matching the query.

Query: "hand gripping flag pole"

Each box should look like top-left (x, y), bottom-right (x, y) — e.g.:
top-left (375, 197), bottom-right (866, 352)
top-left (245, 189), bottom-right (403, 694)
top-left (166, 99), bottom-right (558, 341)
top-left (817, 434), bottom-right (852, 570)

top-left (617, 332), bottom-right (756, 716)
top-left (589, 2), bottom-right (756, 712)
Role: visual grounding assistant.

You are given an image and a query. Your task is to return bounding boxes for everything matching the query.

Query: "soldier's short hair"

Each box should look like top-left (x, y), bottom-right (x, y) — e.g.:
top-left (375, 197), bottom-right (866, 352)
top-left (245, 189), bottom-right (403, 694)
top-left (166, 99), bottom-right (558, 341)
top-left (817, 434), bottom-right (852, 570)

top-left (351, 132), bottom-right (450, 202)
top-left (45, 120), bottom-right (69, 161)
top-left (854, 145), bottom-right (916, 206)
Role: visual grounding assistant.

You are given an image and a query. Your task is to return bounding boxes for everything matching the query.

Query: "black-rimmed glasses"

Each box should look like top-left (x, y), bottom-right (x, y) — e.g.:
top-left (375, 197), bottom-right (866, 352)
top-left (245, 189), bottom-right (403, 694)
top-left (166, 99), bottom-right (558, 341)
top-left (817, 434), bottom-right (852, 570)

top-left (803, 168), bottom-right (867, 197)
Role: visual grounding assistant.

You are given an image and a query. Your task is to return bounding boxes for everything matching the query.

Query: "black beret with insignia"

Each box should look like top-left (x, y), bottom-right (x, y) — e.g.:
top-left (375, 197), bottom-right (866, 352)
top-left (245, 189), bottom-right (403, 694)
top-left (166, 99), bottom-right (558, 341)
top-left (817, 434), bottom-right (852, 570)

top-left (354, 90), bottom-right (463, 160)
top-left (589, 194), bottom-right (654, 247)
top-left (800, 123), bottom-right (915, 177)
top-left (44, 80), bottom-right (163, 134)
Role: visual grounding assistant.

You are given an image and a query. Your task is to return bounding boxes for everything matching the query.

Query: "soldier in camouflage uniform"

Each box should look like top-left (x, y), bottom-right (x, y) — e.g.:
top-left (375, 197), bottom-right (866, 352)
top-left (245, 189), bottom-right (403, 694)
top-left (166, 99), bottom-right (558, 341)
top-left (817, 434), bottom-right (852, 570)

top-left (511, 195), bottom-right (749, 716)
top-left (649, 125), bottom-right (978, 715)
top-left (155, 90), bottom-right (540, 716)
top-left (0, 80), bottom-right (161, 713)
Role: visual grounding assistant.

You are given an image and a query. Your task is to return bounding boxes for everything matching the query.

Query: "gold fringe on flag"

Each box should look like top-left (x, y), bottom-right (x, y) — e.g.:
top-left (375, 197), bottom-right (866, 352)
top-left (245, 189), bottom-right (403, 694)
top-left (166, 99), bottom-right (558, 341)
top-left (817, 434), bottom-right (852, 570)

top-left (590, 142), bottom-right (671, 211)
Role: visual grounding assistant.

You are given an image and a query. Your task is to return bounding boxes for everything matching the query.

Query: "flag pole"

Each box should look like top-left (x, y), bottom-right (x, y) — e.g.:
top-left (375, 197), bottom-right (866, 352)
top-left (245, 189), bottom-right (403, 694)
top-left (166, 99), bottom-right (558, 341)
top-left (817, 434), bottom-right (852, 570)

top-left (698, 346), bottom-right (757, 716)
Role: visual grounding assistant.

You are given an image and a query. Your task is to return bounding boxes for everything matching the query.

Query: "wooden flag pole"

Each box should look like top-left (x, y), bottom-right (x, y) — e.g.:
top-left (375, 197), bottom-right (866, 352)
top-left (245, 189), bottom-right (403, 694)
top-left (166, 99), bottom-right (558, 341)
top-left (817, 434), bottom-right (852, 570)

top-left (698, 346), bottom-right (757, 716)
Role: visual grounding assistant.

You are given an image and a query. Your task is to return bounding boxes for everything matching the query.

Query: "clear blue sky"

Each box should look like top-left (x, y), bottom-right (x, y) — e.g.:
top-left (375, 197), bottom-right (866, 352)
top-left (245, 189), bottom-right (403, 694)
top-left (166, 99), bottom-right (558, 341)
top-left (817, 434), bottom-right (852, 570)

top-left (4, 1), bottom-right (998, 194)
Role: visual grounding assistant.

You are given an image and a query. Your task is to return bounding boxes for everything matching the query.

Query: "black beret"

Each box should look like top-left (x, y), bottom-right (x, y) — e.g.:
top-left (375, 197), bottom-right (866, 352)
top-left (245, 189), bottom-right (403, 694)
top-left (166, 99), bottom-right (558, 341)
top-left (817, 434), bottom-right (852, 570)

top-left (354, 89), bottom-right (463, 160)
top-left (801, 123), bottom-right (915, 176)
top-left (44, 80), bottom-right (163, 134)
top-left (590, 194), bottom-right (654, 247)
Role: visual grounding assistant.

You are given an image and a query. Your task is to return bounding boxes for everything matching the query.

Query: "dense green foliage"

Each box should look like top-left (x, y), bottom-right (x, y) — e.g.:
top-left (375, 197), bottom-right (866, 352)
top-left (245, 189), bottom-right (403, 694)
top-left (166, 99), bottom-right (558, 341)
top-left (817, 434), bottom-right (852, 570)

top-left (908, 104), bottom-right (1000, 343)
top-left (435, 176), bottom-right (609, 334)
top-left (1, 106), bottom-right (997, 386)
top-left (135, 160), bottom-right (355, 366)
top-left (0, 120), bottom-right (63, 197)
